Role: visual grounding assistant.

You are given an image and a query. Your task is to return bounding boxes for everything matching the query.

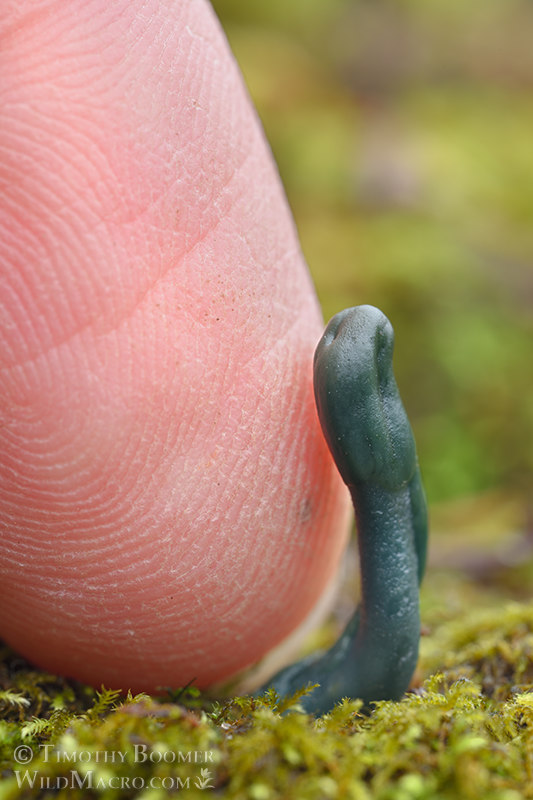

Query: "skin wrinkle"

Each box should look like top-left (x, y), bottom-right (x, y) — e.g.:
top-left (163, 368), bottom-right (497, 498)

top-left (1, 444), bottom-right (153, 541)
top-left (0, 4), bottom-right (54, 40)
top-left (0, 15), bottom-right (300, 432)
top-left (4, 549), bottom-right (185, 621)
top-left (1, 4), bottom-right (258, 368)
top-left (2, 327), bottom-right (303, 565)
top-left (0, 150), bottom-right (263, 379)
top-left (1, 489), bottom-right (155, 545)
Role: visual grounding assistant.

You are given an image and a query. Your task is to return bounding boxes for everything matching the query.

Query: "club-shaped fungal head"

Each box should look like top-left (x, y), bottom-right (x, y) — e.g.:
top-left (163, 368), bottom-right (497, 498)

top-left (314, 305), bottom-right (417, 493)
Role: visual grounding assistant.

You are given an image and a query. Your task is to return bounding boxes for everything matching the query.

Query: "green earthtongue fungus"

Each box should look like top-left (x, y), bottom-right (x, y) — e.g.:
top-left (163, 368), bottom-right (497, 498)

top-left (263, 306), bottom-right (428, 715)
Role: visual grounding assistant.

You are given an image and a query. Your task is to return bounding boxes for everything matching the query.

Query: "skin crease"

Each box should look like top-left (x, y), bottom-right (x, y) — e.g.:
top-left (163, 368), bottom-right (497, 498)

top-left (0, 0), bottom-right (351, 691)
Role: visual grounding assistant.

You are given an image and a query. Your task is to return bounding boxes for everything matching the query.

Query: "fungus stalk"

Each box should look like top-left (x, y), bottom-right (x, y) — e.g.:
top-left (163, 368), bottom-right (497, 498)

top-left (263, 306), bottom-right (428, 714)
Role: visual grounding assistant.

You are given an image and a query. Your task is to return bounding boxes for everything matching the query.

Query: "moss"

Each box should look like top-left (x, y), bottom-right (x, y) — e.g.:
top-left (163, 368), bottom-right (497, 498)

top-left (1, 600), bottom-right (533, 799)
top-left (421, 603), bottom-right (533, 701)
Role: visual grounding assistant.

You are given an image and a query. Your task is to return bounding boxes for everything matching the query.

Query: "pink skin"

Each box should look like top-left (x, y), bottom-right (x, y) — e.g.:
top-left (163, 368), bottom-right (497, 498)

top-left (0, 0), bottom-right (350, 692)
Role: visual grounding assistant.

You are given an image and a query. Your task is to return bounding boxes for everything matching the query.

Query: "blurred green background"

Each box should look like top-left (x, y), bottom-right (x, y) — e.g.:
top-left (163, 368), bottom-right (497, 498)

top-left (212, 0), bottom-right (533, 569)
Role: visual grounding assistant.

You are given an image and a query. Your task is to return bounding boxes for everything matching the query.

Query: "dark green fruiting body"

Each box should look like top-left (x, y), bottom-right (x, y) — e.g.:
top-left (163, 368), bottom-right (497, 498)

top-left (262, 305), bottom-right (428, 714)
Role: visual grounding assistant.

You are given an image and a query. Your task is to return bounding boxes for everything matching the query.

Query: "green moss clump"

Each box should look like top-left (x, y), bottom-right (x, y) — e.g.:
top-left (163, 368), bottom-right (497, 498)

top-left (1, 602), bottom-right (533, 799)
top-left (421, 602), bottom-right (533, 701)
